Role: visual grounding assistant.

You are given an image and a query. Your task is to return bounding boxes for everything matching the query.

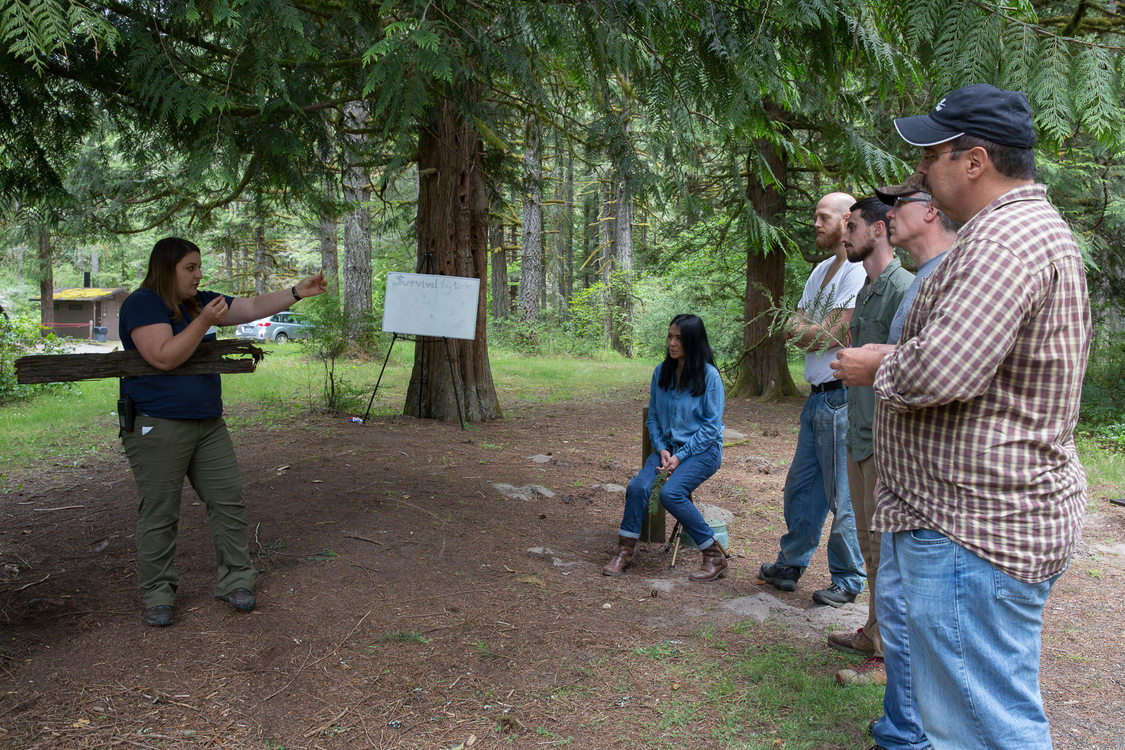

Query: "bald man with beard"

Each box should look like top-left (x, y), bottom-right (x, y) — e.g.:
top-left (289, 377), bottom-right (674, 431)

top-left (758, 192), bottom-right (868, 605)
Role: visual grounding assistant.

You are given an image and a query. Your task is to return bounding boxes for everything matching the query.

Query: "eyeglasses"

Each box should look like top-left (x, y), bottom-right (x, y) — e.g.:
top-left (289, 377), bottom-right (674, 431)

top-left (894, 195), bottom-right (931, 207)
top-left (920, 148), bottom-right (961, 168)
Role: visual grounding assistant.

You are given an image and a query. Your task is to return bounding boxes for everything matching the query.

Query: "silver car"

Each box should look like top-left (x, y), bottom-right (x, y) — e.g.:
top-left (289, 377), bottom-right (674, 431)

top-left (234, 312), bottom-right (314, 343)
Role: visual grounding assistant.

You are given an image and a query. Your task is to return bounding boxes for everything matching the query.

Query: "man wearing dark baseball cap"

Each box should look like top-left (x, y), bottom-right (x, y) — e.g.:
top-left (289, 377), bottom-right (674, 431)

top-left (865, 85), bottom-right (1091, 749)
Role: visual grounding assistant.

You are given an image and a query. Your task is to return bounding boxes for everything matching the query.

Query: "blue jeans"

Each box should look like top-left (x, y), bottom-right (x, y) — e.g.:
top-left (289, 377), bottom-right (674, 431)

top-left (620, 443), bottom-right (721, 549)
top-left (873, 532), bottom-right (929, 750)
top-left (775, 388), bottom-right (865, 593)
top-left (894, 529), bottom-right (1059, 749)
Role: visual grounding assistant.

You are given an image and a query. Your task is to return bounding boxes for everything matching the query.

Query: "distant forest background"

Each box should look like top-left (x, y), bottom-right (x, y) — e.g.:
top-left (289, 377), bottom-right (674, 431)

top-left (1, 0), bottom-right (1123, 425)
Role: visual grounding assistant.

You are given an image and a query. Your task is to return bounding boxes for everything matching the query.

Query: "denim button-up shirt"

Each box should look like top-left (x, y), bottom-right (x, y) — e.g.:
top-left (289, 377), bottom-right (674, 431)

top-left (646, 363), bottom-right (725, 461)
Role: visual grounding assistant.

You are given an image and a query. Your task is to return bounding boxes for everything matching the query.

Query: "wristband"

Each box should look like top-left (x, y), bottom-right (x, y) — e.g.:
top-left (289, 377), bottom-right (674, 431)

top-left (291, 285), bottom-right (302, 301)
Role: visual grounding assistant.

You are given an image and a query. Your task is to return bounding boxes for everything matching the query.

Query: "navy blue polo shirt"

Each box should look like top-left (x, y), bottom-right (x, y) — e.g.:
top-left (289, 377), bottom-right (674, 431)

top-left (119, 288), bottom-right (233, 419)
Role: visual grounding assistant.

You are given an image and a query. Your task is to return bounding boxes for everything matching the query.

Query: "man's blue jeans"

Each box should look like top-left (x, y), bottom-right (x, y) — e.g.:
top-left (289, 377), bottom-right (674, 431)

top-left (620, 443), bottom-right (721, 549)
top-left (873, 531), bottom-right (929, 750)
top-left (775, 388), bottom-right (865, 593)
top-left (893, 528), bottom-right (1059, 749)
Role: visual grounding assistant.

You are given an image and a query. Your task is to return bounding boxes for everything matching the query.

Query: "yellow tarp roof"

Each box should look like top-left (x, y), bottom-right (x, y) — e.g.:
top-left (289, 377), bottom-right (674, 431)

top-left (52, 288), bottom-right (129, 301)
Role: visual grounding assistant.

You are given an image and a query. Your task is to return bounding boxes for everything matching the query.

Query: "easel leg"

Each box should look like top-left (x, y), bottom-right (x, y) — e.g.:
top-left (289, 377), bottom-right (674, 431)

top-left (363, 334), bottom-right (399, 423)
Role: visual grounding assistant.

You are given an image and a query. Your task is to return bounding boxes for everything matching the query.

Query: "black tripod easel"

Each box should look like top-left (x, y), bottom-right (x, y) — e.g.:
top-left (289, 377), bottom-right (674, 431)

top-left (362, 253), bottom-right (466, 430)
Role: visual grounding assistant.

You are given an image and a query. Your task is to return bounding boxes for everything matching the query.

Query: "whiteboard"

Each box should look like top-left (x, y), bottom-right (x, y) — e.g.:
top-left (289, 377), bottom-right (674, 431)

top-left (382, 272), bottom-right (480, 340)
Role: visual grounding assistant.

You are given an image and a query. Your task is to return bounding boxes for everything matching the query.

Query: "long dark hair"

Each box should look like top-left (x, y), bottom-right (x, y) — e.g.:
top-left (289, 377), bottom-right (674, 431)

top-left (141, 237), bottom-right (202, 322)
top-left (657, 313), bottom-right (716, 397)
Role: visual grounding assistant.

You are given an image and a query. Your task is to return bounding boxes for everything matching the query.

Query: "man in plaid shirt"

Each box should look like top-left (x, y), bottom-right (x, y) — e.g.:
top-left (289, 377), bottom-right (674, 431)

top-left (832, 84), bottom-right (1091, 749)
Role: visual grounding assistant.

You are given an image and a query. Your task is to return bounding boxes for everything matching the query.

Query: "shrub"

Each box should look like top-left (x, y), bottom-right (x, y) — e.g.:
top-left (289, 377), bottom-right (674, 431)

top-left (298, 294), bottom-right (382, 413)
top-left (0, 316), bottom-right (71, 405)
top-left (1079, 329), bottom-right (1125, 451)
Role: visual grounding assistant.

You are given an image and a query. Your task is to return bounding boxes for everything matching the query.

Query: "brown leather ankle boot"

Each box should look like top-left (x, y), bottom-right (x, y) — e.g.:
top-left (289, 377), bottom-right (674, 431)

top-left (690, 543), bottom-right (728, 582)
top-left (602, 536), bottom-right (637, 577)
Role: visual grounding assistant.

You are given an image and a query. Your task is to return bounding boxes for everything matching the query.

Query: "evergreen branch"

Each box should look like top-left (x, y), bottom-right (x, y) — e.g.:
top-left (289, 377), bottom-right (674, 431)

top-left (970, 0), bottom-right (1125, 50)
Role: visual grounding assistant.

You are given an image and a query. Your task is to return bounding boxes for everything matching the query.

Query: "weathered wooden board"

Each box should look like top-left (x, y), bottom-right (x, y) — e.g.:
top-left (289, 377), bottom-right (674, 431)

top-left (15, 340), bottom-right (266, 384)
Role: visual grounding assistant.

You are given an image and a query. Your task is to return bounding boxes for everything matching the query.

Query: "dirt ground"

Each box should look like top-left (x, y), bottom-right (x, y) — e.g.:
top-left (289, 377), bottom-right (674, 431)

top-left (0, 386), bottom-right (1122, 749)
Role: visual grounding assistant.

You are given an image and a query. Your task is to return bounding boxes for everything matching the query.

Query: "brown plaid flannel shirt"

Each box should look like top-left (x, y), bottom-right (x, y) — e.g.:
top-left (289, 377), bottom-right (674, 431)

top-left (872, 185), bottom-right (1091, 583)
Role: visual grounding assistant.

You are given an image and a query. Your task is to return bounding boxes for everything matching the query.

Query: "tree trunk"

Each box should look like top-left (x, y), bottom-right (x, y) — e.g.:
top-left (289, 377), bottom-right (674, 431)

top-left (405, 98), bottom-right (501, 423)
top-left (601, 181), bottom-right (615, 344)
top-left (609, 176), bottom-right (634, 357)
top-left (38, 231), bottom-right (53, 336)
top-left (342, 101), bottom-right (372, 343)
top-left (581, 180), bottom-right (596, 290)
top-left (253, 224), bottom-right (268, 295)
top-left (319, 213), bottom-right (339, 297)
top-left (562, 142), bottom-right (575, 310)
top-left (489, 206), bottom-right (509, 320)
top-left (518, 116), bottom-right (543, 323)
top-left (730, 109), bottom-right (800, 399)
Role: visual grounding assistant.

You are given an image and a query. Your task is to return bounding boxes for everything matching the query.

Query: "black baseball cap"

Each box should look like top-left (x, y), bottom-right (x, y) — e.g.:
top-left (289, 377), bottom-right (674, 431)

top-left (894, 84), bottom-right (1036, 148)
top-left (875, 173), bottom-right (929, 206)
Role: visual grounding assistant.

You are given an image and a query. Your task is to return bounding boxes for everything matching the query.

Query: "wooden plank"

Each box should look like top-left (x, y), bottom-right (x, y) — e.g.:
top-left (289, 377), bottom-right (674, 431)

top-left (15, 340), bottom-right (266, 384)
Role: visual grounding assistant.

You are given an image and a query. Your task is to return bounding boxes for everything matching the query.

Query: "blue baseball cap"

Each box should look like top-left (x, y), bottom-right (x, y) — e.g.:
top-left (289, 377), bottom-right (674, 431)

top-left (894, 84), bottom-right (1036, 148)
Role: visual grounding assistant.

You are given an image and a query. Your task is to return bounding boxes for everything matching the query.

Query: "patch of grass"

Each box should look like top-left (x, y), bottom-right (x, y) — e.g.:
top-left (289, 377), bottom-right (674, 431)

top-left (0, 377), bottom-right (118, 474)
top-left (632, 642), bottom-right (679, 660)
top-left (474, 640), bottom-right (500, 659)
top-left (609, 625), bottom-right (881, 749)
top-left (1076, 436), bottom-right (1124, 508)
top-left (380, 630), bottom-right (432, 645)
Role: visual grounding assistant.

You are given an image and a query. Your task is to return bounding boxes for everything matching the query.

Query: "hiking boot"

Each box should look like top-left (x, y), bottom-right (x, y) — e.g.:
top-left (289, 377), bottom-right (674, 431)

top-left (758, 562), bottom-right (802, 592)
top-left (836, 656), bottom-right (886, 686)
top-left (812, 583), bottom-right (857, 607)
top-left (144, 604), bottom-right (174, 627)
top-left (828, 627), bottom-right (875, 655)
top-left (602, 536), bottom-right (637, 577)
top-left (690, 543), bottom-right (728, 582)
top-left (218, 588), bottom-right (256, 612)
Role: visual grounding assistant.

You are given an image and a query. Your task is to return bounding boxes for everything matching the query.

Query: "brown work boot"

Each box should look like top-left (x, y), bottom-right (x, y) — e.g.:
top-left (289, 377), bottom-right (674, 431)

top-left (690, 543), bottom-right (728, 582)
top-left (836, 656), bottom-right (887, 686)
top-left (602, 536), bottom-right (637, 577)
top-left (827, 627), bottom-right (876, 656)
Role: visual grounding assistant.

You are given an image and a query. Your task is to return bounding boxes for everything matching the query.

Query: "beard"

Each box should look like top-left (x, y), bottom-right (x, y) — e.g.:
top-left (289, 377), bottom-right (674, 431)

top-left (846, 239), bottom-right (874, 263)
top-left (816, 224), bottom-right (842, 251)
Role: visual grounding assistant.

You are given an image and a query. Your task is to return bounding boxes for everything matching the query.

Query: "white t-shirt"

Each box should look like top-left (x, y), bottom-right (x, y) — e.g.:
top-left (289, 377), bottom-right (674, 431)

top-left (798, 256), bottom-right (865, 386)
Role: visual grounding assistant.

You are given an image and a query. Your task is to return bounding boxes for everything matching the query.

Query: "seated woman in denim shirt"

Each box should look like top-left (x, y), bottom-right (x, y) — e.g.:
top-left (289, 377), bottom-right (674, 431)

top-left (602, 314), bottom-right (727, 581)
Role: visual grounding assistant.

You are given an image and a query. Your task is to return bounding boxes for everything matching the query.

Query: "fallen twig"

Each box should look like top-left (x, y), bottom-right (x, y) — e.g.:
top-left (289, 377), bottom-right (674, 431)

top-left (33, 505), bottom-right (85, 512)
top-left (344, 534), bottom-right (384, 546)
top-left (304, 707), bottom-right (349, 738)
top-left (259, 611), bottom-right (370, 703)
top-left (15, 574), bottom-right (49, 591)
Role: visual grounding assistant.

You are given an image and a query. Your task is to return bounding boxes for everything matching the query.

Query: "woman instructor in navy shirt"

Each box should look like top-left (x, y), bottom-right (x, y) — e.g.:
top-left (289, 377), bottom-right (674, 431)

top-left (120, 237), bottom-right (326, 627)
top-left (602, 314), bottom-right (727, 581)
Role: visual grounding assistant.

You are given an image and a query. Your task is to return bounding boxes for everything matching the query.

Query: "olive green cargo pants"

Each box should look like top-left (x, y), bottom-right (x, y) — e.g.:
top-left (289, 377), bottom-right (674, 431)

top-left (122, 416), bottom-right (255, 608)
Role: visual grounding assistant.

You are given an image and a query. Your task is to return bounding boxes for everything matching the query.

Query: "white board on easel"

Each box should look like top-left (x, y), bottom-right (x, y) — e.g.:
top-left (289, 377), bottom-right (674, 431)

top-left (381, 272), bottom-right (480, 340)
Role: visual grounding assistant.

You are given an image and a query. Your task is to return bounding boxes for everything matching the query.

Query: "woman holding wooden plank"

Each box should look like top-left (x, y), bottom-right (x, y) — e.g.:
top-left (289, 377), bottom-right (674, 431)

top-left (119, 237), bottom-right (326, 627)
top-left (602, 313), bottom-right (728, 581)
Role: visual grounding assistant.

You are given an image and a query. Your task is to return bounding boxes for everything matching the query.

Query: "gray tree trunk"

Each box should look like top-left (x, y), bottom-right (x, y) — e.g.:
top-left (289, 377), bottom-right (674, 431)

top-left (38, 231), bottom-right (52, 336)
top-left (561, 142), bottom-right (574, 311)
top-left (601, 181), bottom-right (614, 343)
top-left (489, 208), bottom-right (509, 319)
top-left (319, 213), bottom-right (339, 297)
top-left (253, 224), bottom-right (268, 295)
top-left (518, 116), bottom-right (543, 323)
top-left (609, 176), bottom-right (634, 357)
top-left (342, 101), bottom-right (372, 342)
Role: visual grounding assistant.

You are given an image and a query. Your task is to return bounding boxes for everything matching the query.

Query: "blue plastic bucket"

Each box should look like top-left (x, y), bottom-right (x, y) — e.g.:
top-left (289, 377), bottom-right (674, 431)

top-left (680, 519), bottom-right (729, 550)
